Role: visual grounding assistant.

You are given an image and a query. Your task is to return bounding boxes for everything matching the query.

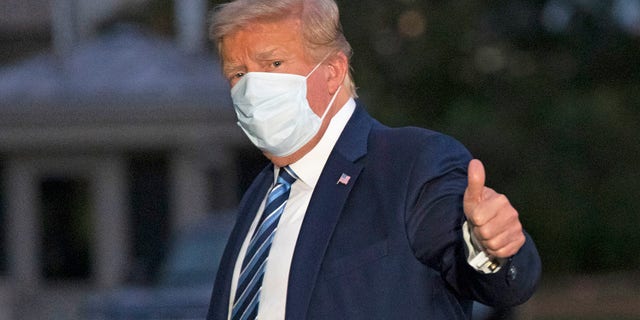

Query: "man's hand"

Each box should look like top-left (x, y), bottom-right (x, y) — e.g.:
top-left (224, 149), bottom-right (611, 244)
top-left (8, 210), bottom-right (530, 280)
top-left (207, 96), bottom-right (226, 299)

top-left (463, 159), bottom-right (525, 258)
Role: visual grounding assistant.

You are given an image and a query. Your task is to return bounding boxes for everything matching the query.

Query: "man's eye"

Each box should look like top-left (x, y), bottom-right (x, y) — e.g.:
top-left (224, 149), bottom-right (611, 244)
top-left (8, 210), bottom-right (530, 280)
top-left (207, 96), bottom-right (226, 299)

top-left (233, 72), bottom-right (245, 79)
top-left (273, 61), bottom-right (282, 67)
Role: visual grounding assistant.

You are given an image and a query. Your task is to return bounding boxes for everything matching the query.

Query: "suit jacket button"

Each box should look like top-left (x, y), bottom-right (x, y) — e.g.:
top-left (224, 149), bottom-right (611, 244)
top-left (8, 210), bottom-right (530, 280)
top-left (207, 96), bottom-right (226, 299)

top-left (507, 265), bottom-right (517, 281)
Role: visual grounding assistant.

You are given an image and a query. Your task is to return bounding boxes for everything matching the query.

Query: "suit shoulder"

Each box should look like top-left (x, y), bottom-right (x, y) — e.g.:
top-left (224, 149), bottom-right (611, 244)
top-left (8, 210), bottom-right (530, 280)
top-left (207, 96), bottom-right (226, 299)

top-left (371, 124), bottom-right (471, 157)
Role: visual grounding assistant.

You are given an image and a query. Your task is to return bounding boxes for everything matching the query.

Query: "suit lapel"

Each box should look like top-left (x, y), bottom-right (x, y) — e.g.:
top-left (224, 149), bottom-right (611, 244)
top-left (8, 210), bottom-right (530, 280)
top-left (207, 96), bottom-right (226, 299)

top-left (215, 165), bottom-right (274, 317)
top-left (285, 103), bottom-right (372, 319)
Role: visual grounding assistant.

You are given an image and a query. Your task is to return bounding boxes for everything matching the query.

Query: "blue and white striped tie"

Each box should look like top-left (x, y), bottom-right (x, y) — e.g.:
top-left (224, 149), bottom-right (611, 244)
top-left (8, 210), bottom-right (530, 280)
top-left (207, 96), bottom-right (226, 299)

top-left (232, 166), bottom-right (298, 320)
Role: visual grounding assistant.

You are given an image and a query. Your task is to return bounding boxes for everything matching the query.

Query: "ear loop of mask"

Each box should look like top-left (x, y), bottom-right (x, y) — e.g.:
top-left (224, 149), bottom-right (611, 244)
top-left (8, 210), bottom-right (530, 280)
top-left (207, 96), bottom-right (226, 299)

top-left (305, 51), bottom-right (343, 121)
top-left (305, 52), bottom-right (334, 79)
top-left (319, 85), bottom-right (342, 121)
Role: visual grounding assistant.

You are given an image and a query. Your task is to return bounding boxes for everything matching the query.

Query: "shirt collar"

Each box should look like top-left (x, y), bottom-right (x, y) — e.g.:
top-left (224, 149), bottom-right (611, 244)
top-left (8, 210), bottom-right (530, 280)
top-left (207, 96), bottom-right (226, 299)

top-left (277, 98), bottom-right (356, 188)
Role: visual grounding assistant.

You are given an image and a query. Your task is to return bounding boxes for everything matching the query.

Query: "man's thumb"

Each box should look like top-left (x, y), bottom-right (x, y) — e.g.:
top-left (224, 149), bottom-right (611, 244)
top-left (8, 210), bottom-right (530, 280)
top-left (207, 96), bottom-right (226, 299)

top-left (465, 159), bottom-right (486, 203)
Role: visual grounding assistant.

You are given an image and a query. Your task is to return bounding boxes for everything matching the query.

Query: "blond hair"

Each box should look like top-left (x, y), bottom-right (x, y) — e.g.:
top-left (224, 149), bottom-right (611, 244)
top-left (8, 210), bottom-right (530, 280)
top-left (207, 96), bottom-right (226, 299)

top-left (209, 0), bottom-right (357, 96)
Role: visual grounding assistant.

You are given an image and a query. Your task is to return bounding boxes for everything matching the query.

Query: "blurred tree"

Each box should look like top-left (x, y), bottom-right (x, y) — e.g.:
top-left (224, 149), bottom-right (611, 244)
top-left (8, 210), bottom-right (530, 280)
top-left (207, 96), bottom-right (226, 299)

top-left (338, 0), bottom-right (640, 274)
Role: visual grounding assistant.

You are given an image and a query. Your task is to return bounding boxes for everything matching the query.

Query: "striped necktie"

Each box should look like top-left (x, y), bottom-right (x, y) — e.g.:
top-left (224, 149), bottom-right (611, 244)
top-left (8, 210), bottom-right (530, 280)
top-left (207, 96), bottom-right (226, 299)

top-left (232, 166), bottom-right (298, 320)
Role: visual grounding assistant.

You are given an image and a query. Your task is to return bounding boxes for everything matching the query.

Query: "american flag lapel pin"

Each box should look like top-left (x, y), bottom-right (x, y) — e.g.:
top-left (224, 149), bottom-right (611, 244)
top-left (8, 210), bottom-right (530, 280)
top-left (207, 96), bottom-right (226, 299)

top-left (337, 173), bottom-right (351, 185)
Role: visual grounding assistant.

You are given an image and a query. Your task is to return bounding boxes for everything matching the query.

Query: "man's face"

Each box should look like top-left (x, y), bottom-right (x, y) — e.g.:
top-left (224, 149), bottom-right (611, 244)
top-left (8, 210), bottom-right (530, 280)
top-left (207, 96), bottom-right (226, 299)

top-left (220, 17), bottom-right (331, 117)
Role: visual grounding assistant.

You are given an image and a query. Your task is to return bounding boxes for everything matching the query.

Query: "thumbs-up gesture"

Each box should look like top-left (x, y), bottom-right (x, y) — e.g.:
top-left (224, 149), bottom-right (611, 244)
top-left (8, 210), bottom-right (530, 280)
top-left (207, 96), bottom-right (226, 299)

top-left (463, 159), bottom-right (525, 258)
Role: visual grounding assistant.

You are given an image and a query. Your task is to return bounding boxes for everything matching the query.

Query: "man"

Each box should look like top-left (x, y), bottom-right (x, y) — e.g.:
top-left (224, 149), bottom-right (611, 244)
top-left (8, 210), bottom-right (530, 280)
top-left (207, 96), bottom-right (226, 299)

top-left (207, 0), bottom-right (541, 319)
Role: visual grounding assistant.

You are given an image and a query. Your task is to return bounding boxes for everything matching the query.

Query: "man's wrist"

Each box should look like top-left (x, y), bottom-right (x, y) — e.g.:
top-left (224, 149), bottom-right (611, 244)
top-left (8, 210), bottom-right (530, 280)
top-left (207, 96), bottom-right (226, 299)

top-left (462, 221), bottom-right (505, 273)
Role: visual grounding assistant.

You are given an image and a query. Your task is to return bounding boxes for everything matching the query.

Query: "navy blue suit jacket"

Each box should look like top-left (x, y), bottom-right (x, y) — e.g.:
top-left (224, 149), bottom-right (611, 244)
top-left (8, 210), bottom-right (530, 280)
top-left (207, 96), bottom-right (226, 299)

top-left (208, 101), bottom-right (541, 319)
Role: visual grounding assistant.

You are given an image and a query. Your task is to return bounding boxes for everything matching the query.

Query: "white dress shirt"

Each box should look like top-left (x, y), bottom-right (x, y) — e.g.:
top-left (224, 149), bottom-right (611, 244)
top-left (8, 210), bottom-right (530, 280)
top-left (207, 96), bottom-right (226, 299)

top-left (228, 98), bottom-right (500, 319)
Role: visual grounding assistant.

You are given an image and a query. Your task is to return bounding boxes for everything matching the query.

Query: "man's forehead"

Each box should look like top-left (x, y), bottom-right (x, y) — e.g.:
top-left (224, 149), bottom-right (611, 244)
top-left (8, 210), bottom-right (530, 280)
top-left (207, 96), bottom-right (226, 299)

top-left (220, 20), bottom-right (304, 62)
top-left (222, 41), bottom-right (291, 60)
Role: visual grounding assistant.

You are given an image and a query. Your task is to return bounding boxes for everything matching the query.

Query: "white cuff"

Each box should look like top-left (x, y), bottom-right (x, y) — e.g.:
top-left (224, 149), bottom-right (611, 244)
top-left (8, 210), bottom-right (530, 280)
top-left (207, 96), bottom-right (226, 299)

top-left (462, 221), bottom-right (505, 273)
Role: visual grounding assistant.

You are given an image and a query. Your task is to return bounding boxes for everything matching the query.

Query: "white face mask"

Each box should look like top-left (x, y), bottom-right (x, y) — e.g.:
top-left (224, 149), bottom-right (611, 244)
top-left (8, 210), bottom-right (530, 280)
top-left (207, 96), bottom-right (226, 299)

top-left (230, 59), bottom-right (341, 157)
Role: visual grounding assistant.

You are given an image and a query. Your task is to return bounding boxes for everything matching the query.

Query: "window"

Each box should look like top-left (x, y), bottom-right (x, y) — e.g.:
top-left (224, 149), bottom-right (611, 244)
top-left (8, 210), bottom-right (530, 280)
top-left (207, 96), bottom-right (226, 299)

top-left (40, 177), bottom-right (92, 280)
top-left (128, 152), bottom-right (170, 284)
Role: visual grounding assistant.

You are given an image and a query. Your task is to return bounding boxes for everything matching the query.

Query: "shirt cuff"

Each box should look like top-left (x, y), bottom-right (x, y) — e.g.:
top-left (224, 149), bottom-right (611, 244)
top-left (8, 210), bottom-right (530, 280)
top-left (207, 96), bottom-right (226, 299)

top-left (462, 221), bottom-right (505, 273)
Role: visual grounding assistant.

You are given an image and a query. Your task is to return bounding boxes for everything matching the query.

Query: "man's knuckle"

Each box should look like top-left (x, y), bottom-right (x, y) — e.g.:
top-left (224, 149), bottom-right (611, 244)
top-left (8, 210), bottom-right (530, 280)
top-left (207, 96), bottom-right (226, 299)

top-left (475, 226), bottom-right (491, 240)
top-left (496, 194), bottom-right (509, 205)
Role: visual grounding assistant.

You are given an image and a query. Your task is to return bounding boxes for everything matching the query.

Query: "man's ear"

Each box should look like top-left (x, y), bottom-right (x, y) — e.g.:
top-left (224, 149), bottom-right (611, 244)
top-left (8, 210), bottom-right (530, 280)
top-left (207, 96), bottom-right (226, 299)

top-left (325, 51), bottom-right (349, 95)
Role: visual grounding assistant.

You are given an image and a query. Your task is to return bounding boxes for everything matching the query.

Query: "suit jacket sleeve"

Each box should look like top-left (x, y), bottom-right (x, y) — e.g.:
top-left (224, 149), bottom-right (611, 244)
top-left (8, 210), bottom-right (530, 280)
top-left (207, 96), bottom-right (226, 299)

top-left (404, 132), bottom-right (541, 308)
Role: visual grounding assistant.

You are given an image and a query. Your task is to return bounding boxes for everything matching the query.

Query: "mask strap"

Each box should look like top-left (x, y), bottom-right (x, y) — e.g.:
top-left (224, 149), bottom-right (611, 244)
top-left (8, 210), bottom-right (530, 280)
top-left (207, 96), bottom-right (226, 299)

top-left (320, 85), bottom-right (342, 121)
top-left (305, 52), bottom-right (334, 79)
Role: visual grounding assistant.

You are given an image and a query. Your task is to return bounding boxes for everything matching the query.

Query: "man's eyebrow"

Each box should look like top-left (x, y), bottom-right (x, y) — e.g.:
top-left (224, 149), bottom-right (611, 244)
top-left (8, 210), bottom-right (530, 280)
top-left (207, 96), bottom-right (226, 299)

top-left (255, 48), bottom-right (285, 60)
top-left (223, 60), bottom-right (244, 74)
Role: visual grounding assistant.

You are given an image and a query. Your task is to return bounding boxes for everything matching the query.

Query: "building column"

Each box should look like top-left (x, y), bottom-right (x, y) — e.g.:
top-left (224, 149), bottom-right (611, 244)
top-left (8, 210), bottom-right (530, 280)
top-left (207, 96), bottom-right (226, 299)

top-left (174, 0), bottom-right (207, 54)
top-left (92, 156), bottom-right (129, 288)
top-left (4, 159), bottom-right (40, 290)
top-left (169, 151), bottom-right (209, 231)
